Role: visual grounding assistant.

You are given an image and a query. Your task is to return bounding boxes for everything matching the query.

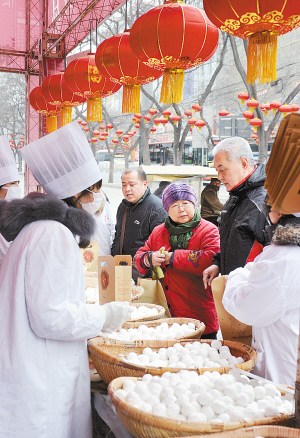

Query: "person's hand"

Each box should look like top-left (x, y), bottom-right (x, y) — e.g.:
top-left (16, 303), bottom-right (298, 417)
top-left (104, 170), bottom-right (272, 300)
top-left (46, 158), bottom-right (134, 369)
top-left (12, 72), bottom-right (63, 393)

top-left (151, 250), bottom-right (166, 267)
top-left (203, 265), bottom-right (219, 289)
top-left (164, 252), bottom-right (173, 265)
top-left (102, 301), bottom-right (134, 333)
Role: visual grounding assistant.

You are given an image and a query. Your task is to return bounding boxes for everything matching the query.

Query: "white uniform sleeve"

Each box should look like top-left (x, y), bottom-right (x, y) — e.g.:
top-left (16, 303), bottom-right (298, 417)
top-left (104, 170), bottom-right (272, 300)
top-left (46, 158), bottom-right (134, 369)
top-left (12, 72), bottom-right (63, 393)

top-left (24, 222), bottom-right (106, 341)
top-left (222, 254), bottom-right (285, 327)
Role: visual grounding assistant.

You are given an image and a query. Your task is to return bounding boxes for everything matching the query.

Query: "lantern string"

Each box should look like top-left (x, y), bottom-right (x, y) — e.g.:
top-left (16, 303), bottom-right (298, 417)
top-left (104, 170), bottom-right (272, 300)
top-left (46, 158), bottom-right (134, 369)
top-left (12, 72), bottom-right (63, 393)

top-left (95, 19), bottom-right (98, 47)
top-left (90, 19), bottom-right (93, 54)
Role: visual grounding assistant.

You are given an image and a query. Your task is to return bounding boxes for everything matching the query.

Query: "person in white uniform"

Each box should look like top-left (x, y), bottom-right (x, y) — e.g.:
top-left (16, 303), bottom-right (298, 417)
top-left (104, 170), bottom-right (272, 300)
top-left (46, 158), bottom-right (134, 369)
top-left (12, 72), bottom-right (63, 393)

top-left (0, 122), bottom-right (133, 438)
top-left (222, 207), bottom-right (300, 386)
top-left (0, 135), bottom-right (22, 266)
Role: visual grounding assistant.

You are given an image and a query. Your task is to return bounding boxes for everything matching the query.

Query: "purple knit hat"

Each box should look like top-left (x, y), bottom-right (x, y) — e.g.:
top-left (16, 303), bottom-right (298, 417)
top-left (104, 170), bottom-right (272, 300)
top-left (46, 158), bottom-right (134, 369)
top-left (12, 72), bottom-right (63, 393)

top-left (162, 183), bottom-right (197, 212)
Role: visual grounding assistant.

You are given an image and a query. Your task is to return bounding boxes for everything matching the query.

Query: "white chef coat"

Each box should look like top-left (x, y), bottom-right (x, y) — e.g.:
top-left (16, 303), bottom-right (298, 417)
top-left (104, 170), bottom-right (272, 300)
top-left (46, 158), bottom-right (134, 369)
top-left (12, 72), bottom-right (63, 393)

top-left (0, 220), bottom-right (107, 438)
top-left (0, 234), bottom-right (10, 268)
top-left (93, 200), bottom-right (115, 256)
top-left (223, 244), bottom-right (300, 386)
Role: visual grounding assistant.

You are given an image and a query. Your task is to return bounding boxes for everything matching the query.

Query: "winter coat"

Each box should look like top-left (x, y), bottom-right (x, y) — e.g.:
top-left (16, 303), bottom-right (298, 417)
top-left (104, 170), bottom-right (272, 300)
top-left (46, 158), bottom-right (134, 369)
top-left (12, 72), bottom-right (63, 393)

top-left (92, 192), bottom-right (115, 256)
top-left (111, 188), bottom-right (167, 280)
top-left (135, 219), bottom-right (220, 335)
top-left (0, 195), bottom-right (108, 438)
top-left (213, 164), bottom-right (269, 275)
top-left (200, 184), bottom-right (223, 219)
top-left (223, 216), bottom-right (300, 386)
top-left (0, 234), bottom-right (9, 268)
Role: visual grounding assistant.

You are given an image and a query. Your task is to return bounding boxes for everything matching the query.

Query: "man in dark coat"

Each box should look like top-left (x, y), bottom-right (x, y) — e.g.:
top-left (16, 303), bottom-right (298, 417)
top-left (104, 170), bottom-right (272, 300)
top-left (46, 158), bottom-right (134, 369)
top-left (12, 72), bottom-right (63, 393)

top-left (200, 178), bottom-right (223, 226)
top-left (203, 137), bottom-right (269, 288)
top-left (111, 167), bottom-right (167, 281)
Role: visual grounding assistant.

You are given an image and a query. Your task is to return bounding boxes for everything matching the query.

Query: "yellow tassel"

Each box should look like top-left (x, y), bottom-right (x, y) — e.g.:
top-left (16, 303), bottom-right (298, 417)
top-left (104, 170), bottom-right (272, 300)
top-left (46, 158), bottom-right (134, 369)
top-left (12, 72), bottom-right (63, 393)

top-left (122, 85), bottom-right (141, 114)
top-left (247, 31), bottom-right (278, 84)
top-left (87, 98), bottom-right (102, 122)
top-left (61, 107), bottom-right (72, 126)
top-left (160, 68), bottom-right (184, 104)
top-left (46, 115), bottom-right (58, 133)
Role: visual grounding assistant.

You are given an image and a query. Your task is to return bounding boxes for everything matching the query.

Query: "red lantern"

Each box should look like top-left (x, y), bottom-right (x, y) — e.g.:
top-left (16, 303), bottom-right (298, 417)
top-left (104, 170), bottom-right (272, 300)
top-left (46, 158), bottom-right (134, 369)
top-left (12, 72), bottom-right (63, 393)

top-left (203, 0), bottom-right (300, 84)
top-left (238, 92), bottom-right (250, 104)
top-left (95, 31), bottom-right (162, 114)
top-left (249, 117), bottom-right (262, 132)
top-left (130, 2), bottom-right (219, 104)
top-left (192, 104), bottom-right (202, 113)
top-left (106, 123), bottom-right (113, 131)
top-left (270, 101), bottom-right (282, 113)
top-left (153, 118), bottom-right (162, 126)
top-left (149, 108), bottom-right (158, 117)
top-left (243, 111), bottom-right (254, 123)
top-left (115, 130), bottom-right (123, 137)
top-left (93, 129), bottom-right (100, 136)
top-left (279, 104), bottom-right (293, 117)
top-left (29, 86), bottom-right (60, 133)
top-left (101, 131), bottom-right (109, 137)
top-left (246, 99), bottom-right (259, 113)
top-left (112, 138), bottom-right (119, 145)
top-left (128, 131), bottom-right (136, 137)
top-left (99, 136), bottom-right (106, 141)
top-left (122, 135), bottom-right (130, 143)
top-left (218, 109), bottom-right (229, 117)
top-left (170, 115), bottom-right (181, 125)
top-left (90, 137), bottom-right (98, 143)
top-left (41, 73), bottom-right (85, 126)
top-left (260, 103), bottom-right (271, 116)
top-left (143, 115), bottom-right (151, 122)
top-left (184, 109), bottom-right (193, 118)
top-left (159, 118), bottom-right (168, 126)
top-left (195, 120), bottom-right (206, 130)
top-left (187, 118), bottom-right (197, 128)
top-left (135, 123), bottom-right (140, 129)
top-left (162, 110), bottom-right (171, 120)
top-left (64, 54), bottom-right (121, 122)
top-left (291, 103), bottom-right (300, 112)
top-left (150, 126), bottom-right (157, 133)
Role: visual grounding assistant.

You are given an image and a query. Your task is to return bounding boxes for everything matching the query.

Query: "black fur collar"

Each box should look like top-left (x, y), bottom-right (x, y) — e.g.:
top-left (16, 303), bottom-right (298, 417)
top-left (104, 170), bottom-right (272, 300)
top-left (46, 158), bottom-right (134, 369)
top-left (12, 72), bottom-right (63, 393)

top-left (272, 216), bottom-right (300, 246)
top-left (0, 193), bottom-right (96, 247)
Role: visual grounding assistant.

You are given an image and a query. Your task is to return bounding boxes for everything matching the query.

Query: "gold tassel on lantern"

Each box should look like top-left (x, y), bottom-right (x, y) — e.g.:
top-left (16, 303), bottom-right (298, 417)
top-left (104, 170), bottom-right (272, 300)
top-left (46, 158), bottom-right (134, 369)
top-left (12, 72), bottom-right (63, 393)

top-left (46, 115), bottom-right (58, 133)
top-left (122, 84), bottom-right (141, 114)
top-left (87, 98), bottom-right (102, 122)
top-left (61, 107), bottom-right (73, 126)
top-left (247, 31), bottom-right (278, 84)
top-left (160, 68), bottom-right (184, 104)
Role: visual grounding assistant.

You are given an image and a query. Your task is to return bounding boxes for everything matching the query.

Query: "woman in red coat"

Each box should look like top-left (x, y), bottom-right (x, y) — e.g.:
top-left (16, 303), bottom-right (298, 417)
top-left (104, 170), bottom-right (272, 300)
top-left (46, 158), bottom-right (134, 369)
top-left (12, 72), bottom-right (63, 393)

top-left (134, 183), bottom-right (220, 338)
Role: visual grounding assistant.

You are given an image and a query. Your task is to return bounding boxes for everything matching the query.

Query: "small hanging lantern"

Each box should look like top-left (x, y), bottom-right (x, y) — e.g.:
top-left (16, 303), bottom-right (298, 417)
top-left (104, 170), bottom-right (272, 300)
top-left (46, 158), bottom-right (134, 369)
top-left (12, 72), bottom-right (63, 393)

top-left (260, 103), bottom-right (271, 116)
top-left (162, 110), bottom-right (171, 120)
top-left (101, 131), bottom-right (109, 138)
top-left (246, 99), bottom-right (259, 113)
top-left (149, 108), bottom-right (158, 117)
top-left (112, 138), bottom-right (119, 145)
top-left (143, 115), bottom-right (151, 123)
top-left (130, 1), bottom-right (219, 104)
top-left (237, 92), bottom-right (250, 105)
top-left (90, 137), bottom-right (98, 143)
top-left (150, 126), bottom-right (157, 133)
top-left (218, 109), bottom-right (229, 117)
top-left (270, 101), bottom-right (282, 113)
top-left (93, 129), bottom-right (101, 136)
top-left (195, 120), bottom-right (206, 130)
top-left (128, 131), bottom-right (136, 137)
top-left (192, 103), bottom-right (202, 113)
top-left (291, 103), bottom-right (300, 112)
top-left (279, 104), bottom-right (293, 117)
top-left (170, 115), bottom-right (181, 125)
top-left (249, 117), bottom-right (262, 132)
top-left (29, 86), bottom-right (60, 133)
top-left (122, 135), bottom-right (130, 143)
top-left (99, 135), bottom-right (106, 141)
top-left (184, 109), bottom-right (193, 118)
top-left (106, 123), bottom-right (113, 131)
top-left (153, 118), bottom-right (162, 126)
top-left (135, 123), bottom-right (140, 129)
top-left (204, 0), bottom-right (300, 84)
top-left (115, 130), bottom-right (123, 137)
top-left (243, 111), bottom-right (255, 123)
top-left (187, 118), bottom-right (197, 128)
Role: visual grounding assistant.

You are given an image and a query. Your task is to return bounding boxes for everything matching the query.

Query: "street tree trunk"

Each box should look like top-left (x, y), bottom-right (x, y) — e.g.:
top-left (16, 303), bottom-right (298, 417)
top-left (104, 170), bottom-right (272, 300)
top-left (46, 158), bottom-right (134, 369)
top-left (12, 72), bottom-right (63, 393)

top-left (139, 118), bottom-right (151, 165)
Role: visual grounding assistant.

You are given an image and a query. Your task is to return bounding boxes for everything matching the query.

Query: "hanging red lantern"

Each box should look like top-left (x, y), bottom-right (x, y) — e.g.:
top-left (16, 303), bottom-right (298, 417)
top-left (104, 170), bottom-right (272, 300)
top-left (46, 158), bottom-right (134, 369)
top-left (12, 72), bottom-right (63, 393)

top-left (279, 104), bottom-right (293, 117)
top-left (184, 109), bottom-right (193, 118)
top-left (237, 92), bottom-right (250, 104)
top-left (77, 119), bottom-right (83, 125)
top-left (270, 101), bottom-right (282, 113)
top-left (115, 130), bottom-right (123, 137)
top-left (149, 108), bottom-right (158, 117)
top-left (170, 115), bottom-right (181, 125)
top-left (143, 115), bottom-right (151, 122)
top-left (41, 73), bottom-right (86, 126)
top-left (195, 120), bottom-right (206, 130)
top-left (246, 99), bottom-right (259, 113)
top-left (112, 138), bottom-right (119, 145)
top-left (81, 121), bottom-right (87, 127)
top-left (64, 54), bottom-right (121, 123)
top-left (192, 104), bottom-right (202, 113)
top-left (243, 111), bottom-right (255, 123)
top-left (162, 110), bottom-right (171, 120)
top-left (106, 123), bottom-right (113, 131)
top-left (291, 103), bottom-right (300, 112)
top-left (218, 109), bottom-right (229, 117)
top-left (249, 117), bottom-right (262, 132)
top-left (187, 118), bottom-right (197, 127)
top-left (83, 126), bottom-right (89, 132)
top-left (203, 0), bottom-right (300, 84)
top-left (90, 137), bottom-right (98, 143)
top-left (99, 135), bottom-right (106, 141)
top-left (135, 123), bottom-right (140, 129)
top-left (95, 31), bottom-right (162, 114)
top-left (29, 86), bottom-right (60, 133)
top-left (150, 126), bottom-right (157, 133)
top-left (159, 118), bottom-right (168, 126)
top-left (93, 129), bottom-right (101, 136)
top-left (122, 135), bottom-right (130, 143)
top-left (101, 131), bottom-right (109, 137)
top-left (153, 118), bottom-right (162, 126)
top-left (130, 2), bottom-right (219, 104)
top-left (260, 103), bottom-right (271, 116)
top-left (128, 131), bottom-right (136, 137)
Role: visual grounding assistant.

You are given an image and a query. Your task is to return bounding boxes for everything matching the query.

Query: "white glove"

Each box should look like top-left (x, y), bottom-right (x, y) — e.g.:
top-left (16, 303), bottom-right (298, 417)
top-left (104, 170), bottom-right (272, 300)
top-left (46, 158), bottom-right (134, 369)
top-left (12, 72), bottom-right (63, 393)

top-left (102, 301), bottom-right (134, 333)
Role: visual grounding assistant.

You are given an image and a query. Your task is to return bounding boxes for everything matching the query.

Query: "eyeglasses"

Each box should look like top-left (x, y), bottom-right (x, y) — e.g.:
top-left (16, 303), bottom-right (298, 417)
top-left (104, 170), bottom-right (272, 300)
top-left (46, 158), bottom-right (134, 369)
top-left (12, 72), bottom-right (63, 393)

top-left (169, 201), bottom-right (194, 211)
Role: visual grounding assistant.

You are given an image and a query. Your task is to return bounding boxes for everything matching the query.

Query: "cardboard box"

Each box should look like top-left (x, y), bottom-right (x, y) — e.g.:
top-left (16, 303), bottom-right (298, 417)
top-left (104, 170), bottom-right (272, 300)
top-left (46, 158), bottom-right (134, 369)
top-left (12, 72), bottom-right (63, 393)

top-left (81, 240), bottom-right (99, 273)
top-left (98, 255), bottom-right (132, 304)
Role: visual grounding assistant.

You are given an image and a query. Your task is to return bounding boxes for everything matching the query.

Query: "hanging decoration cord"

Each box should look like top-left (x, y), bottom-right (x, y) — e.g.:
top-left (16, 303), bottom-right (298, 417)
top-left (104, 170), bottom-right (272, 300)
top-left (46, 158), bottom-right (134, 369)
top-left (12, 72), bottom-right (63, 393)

top-left (90, 19), bottom-right (93, 53)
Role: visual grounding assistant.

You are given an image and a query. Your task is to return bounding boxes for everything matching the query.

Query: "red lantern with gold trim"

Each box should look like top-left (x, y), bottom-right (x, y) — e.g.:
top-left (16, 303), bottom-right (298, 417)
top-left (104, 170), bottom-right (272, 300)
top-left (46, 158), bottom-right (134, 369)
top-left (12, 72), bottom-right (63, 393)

top-left (129, 1), bottom-right (219, 104)
top-left (41, 73), bottom-right (86, 126)
top-left (64, 54), bottom-right (121, 122)
top-left (249, 117), bottom-right (262, 132)
top-left (170, 115), bottom-right (181, 125)
top-left (243, 111), bottom-right (255, 122)
top-left (203, 0), bottom-right (300, 84)
top-left (238, 92), bottom-right (250, 104)
top-left (95, 31), bottom-right (162, 114)
top-left (291, 103), bottom-right (300, 112)
top-left (219, 109), bottom-right (230, 117)
top-left (270, 101), bottom-right (282, 113)
top-left (246, 99), bottom-right (259, 113)
top-left (29, 86), bottom-right (60, 133)
top-left (279, 104), bottom-right (293, 117)
top-left (195, 120), bottom-right (206, 130)
top-left (260, 103), bottom-right (271, 116)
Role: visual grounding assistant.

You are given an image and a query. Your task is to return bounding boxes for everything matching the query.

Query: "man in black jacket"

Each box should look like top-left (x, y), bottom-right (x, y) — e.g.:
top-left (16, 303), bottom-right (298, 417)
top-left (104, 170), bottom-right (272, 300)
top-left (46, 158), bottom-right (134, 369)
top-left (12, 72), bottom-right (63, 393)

top-left (203, 137), bottom-right (269, 288)
top-left (111, 167), bottom-right (167, 281)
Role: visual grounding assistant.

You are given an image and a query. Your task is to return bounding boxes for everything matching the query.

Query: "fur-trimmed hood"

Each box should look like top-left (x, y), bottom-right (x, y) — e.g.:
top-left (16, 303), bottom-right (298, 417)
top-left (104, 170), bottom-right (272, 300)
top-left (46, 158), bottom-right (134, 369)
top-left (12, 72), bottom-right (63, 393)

top-left (272, 216), bottom-right (300, 246)
top-left (0, 193), bottom-right (96, 247)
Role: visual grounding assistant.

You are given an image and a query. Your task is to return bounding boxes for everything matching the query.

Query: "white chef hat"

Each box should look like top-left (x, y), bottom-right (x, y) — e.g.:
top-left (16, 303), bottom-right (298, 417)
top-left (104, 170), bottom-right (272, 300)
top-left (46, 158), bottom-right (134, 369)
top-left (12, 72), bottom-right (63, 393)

top-left (21, 122), bottom-right (102, 199)
top-left (0, 136), bottom-right (19, 186)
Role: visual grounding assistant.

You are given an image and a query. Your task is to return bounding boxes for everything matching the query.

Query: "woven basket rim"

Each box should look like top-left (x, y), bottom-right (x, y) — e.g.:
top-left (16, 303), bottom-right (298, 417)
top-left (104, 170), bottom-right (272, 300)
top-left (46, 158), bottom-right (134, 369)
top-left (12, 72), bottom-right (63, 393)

top-left (108, 376), bottom-right (293, 434)
top-left (128, 303), bottom-right (165, 322)
top-left (88, 339), bottom-right (256, 375)
top-left (184, 425), bottom-right (300, 437)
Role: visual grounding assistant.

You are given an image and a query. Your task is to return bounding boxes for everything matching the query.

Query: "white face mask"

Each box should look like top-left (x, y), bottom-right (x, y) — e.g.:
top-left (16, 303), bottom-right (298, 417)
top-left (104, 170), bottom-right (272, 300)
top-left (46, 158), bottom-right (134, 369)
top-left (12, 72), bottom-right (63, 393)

top-left (79, 190), bottom-right (104, 215)
top-left (2, 185), bottom-right (22, 201)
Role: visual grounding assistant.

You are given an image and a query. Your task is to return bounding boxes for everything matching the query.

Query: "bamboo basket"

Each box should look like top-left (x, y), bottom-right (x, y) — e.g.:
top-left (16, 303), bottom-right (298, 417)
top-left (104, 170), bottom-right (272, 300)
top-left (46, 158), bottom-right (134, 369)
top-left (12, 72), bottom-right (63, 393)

top-left (129, 303), bottom-right (165, 322)
top-left (94, 318), bottom-right (205, 347)
top-left (131, 285), bottom-right (144, 302)
top-left (108, 377), bottom-right (293, 438)
top-left (185, 425), bottom-right (300, 437)
top-left (88, 339), bottom-right (256, 385)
